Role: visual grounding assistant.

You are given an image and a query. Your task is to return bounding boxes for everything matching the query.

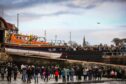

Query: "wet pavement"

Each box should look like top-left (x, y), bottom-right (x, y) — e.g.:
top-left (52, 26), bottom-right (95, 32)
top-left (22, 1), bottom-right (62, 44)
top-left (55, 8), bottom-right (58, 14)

top-left (0, 76), bottom-right (126, 84)
top-left (0, 80), bottom-right (126, 84)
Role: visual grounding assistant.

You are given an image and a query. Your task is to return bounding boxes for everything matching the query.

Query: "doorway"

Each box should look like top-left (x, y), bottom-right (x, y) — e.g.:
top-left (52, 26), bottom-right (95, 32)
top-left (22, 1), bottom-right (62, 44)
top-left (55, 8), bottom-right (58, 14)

top-left (0, 29), bottom-right (5, 48)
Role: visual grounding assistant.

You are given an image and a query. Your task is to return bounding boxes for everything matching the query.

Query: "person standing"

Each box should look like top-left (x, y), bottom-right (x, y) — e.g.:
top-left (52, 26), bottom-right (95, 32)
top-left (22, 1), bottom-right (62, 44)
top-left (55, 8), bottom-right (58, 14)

top-left (83, 67), bottom-right (88, 80)
top-left (54, 69), bottom-right (59, 82)
top-left (7, 63), bottom-right (13, 82)
top-left (0, 66), bottom-right (5, 80)
top-left (61, 68), bottom-right (66, 82)
top-left (88, 68), bottom-right (93, 80)
top-left (34, 66), bottom-right (39, 83)
top-left (66, 68), bottom-right (70, 81)
top-left (22, 66), bottom-right (27, 82)
top-left (76, 67), bottom-right (82, 81)
top-left (27, 66), bottom-right (32, 83)
top-left (13, 64), bottom-right (18, 81)
top-left (69, 68), bottom-right (74, 82)
top-left (44, 68), bottom-right (49, 82)
top-left (97, 68), bottom-right (103, 80)
top-left (40, 66), bottom-right (44, 79)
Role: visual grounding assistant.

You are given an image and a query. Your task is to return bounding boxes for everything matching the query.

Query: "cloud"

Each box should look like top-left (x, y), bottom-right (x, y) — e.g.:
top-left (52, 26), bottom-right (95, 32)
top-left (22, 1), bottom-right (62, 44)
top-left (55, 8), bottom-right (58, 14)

top-left (1, 0), bottom-right (126, 19)
top-left (62, 0), bottom-right (103, 9)
top-left (1, 0), bottom-right (126, 11)
top-left (0, 0), bottom-right (66, 10)
top-left (22, 11), bottom-right (79, 17)
top-left (3, 11), bottom-right (80, 23)
top-left (121, 32), bottom-right (126, 37)
top-left (116, 25), bottom-right (126, 38)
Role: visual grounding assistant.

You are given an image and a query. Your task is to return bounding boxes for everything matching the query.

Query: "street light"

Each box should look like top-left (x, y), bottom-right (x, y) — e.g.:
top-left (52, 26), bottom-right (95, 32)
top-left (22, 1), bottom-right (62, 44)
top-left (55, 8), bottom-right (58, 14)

top-left (55, 34), bottom-right (57, 44)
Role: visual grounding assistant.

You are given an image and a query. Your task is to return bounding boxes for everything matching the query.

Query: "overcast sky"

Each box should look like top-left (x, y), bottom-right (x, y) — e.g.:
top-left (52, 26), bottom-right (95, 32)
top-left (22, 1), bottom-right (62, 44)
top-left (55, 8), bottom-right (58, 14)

top-left (0, 0), bottom-right (126, 45)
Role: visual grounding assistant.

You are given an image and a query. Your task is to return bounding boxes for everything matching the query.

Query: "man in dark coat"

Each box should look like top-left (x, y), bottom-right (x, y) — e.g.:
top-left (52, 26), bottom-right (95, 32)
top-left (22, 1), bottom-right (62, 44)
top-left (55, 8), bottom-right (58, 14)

top-left (7, 63), bottom-right (13, 82)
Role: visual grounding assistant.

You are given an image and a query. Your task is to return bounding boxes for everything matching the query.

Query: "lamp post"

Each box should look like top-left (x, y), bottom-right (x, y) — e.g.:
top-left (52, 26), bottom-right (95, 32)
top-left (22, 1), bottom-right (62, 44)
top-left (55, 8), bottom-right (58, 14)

top-left (55, 34), bottom-right (57, 44)
top-left (17, 13), bottom-right (19, 29)
top-left (69, 32), bottom-right (71, 46)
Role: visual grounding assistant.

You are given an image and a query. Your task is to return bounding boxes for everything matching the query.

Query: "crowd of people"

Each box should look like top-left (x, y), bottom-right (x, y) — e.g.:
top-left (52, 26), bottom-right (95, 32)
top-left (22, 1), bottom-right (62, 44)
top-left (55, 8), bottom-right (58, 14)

top-left (0, 62), bottom-right (126, 83)
top-left (0, 62), bottom-right (18, 82)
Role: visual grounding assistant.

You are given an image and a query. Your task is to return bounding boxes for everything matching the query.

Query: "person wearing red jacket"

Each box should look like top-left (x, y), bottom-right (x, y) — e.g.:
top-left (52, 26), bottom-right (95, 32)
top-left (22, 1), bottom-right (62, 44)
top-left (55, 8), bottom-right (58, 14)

top-left (54, 70), bottom-right (59, 82)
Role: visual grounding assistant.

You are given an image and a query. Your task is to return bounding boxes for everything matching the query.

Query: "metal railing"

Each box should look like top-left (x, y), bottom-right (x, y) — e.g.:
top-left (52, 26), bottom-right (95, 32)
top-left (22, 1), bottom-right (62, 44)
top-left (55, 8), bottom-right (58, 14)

top-left (103, 51), bottom-right (126, 57)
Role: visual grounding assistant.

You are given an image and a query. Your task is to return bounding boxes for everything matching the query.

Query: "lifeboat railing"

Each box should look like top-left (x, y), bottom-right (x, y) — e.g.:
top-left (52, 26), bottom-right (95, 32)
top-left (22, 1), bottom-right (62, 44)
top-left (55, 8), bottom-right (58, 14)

top-left (103, 51), bottom-right (126, 57)
top-left (49, 40), bottom-right (66, 46)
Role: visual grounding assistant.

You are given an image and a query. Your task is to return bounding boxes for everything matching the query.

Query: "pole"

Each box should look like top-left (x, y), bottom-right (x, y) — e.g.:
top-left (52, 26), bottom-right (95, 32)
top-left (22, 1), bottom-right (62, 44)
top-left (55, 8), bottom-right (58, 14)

top-left (55, 34), bottom-right (57, 44)
top-left (70, 32), bottom-right (71, 45)
top-left (17, 13), bottom-right (19, 29)
top-left (70, 32), bottom-right (71, 42)
top-left (2, 8), bottom-right (4, 17)
top-left (44, 30), bottom-right (46, 42)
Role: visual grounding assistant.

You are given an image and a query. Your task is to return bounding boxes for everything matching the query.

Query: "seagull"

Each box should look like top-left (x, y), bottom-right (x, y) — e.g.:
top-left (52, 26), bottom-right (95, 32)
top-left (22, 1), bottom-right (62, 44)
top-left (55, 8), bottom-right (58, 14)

top-left (97, 22), bottom-right (100, 24)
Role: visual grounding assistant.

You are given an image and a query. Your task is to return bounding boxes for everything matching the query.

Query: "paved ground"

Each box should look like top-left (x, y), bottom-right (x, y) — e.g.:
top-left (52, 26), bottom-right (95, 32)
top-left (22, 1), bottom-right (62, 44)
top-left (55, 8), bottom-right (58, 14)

top-left (0, 79), bottom-right (126, 84)
top-left (0, 75), bottom-right (126, 84)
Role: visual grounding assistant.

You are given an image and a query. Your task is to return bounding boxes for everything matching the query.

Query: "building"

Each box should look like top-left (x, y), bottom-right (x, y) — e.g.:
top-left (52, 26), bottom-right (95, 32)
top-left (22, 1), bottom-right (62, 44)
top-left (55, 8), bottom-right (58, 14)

top-left (0, 17), bottom-right (18, 49)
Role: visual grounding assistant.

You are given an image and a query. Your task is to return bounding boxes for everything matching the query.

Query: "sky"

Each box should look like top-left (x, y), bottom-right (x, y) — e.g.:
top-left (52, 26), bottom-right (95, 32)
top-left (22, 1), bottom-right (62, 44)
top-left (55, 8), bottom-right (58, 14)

top-left (0, 0), bottom-right (126, 45)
